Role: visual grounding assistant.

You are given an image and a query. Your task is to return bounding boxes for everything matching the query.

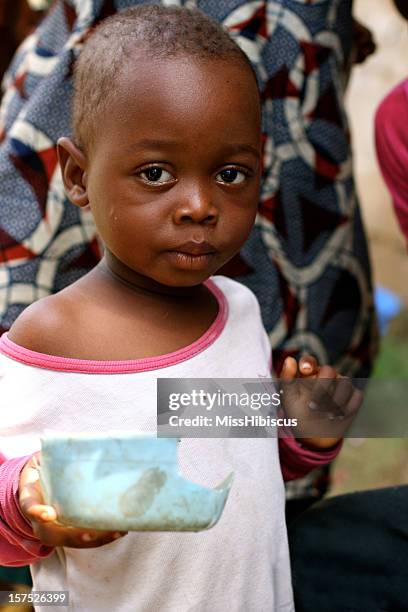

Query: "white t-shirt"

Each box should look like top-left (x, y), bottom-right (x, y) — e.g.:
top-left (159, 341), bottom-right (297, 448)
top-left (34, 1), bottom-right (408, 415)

top-left (0, 276), bottom-right (294, 612)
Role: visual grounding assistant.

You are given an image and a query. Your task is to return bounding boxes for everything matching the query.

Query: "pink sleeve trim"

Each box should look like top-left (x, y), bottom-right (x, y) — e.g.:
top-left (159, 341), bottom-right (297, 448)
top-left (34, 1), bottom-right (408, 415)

top-left (279, 437), bottom-right (342, 482)
top-left (0, 455), bottom-right (54, 566)
top-left (0, 279), bottom-right (228, 374)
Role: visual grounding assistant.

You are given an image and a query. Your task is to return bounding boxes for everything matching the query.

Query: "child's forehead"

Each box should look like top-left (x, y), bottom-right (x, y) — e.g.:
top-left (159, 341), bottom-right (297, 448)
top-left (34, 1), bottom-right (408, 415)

top-left (83, 53), bottom-right (261, 155)
top-left (114, 53), bottom-right (258, 111)
top-left (122, 51), bottom-right (251, 82)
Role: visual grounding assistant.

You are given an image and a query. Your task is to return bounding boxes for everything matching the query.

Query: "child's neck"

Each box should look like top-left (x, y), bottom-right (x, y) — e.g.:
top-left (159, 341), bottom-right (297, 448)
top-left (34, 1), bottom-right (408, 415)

top-left (67, 251), bottom-right (220, 360)
top-left (7, 250), bottom-right (220, 360)
top-left (101, 251), bottom-right (205, 301)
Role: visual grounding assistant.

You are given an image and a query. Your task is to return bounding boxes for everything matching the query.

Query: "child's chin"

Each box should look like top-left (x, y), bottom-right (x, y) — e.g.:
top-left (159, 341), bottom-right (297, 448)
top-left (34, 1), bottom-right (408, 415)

top-left (161, 273), bottom-right (213, 287)
top-left (157, 267), bottom-right (218, 288)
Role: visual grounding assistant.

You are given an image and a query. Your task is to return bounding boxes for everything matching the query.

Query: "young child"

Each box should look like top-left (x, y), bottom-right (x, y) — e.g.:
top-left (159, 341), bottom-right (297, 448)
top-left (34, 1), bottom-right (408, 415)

top-left (0, 6), bottom-right (356, 611)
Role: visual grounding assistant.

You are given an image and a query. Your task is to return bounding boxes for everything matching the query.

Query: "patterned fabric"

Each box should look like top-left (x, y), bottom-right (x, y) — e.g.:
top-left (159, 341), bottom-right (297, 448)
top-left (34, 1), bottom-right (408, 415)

top-left (0, 0), bottom-right (377, 499)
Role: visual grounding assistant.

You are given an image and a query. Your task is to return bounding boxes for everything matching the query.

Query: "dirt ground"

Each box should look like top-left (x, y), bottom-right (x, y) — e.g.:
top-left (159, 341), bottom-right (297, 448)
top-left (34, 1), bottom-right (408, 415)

top-left (330, 0), bottom-right (408, 496)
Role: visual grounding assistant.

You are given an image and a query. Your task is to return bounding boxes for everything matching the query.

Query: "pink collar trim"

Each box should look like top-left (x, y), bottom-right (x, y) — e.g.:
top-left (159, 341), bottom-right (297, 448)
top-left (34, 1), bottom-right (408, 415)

top-left (0, 279), bottom-right (228, 374)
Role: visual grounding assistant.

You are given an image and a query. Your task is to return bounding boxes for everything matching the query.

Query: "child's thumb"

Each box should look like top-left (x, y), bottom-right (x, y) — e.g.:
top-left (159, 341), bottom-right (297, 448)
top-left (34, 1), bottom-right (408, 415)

top-left (281, 356), bottom-right (298, 380)
top-left (24, 504), bottom-right (58, 524)
top-left (19, 453), bottom-right (57, 523)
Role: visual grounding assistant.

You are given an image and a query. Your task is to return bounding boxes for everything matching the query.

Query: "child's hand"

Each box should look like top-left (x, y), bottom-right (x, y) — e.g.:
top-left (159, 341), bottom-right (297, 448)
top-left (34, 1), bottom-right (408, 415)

top-left (281, 356), bottom-right (362, 450)
top-left (19, 453), bottom-right (127, 548)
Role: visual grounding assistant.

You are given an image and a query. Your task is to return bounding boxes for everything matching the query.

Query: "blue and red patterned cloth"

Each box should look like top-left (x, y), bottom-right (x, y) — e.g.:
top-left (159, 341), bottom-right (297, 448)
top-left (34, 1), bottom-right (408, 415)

top-left (0, 0), bottom-right (377, 498)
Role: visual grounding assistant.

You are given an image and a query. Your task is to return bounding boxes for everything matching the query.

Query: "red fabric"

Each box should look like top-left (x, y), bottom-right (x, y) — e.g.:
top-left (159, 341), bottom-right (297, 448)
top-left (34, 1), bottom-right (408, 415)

top-left (375, 78), bottom-right (408, 243)
top-left (279, 437), bottom-right (342, 481)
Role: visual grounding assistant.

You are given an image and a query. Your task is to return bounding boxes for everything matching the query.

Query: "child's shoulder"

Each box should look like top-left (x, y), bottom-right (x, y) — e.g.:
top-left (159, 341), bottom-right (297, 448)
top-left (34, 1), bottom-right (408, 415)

top-left (7, 289), bottom-right (79, 356)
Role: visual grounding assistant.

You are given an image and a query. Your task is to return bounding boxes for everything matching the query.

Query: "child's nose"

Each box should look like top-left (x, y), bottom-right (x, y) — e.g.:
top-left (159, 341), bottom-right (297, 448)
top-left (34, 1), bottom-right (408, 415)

top-left (173, 185), bottom-right (218, 225)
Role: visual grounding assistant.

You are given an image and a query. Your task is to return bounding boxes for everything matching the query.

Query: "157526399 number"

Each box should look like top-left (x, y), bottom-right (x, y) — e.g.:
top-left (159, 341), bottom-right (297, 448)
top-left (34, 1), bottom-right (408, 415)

top-left (0, 590), bottom-right (69, 606)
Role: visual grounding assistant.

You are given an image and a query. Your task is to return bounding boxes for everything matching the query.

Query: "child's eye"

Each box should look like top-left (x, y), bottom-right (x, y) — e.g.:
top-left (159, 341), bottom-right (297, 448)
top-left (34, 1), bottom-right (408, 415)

top-left (215, 168), bottom-right (247, 184)
top-left (139, 166), bottom-right (174, 184)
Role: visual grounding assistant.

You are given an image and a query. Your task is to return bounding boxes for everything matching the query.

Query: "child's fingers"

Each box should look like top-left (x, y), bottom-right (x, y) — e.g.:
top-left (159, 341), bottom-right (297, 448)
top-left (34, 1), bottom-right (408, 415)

top-left (309, 365), bottom-right (337, 412)
top-left (25, 502), bottom-right (128, 547)
top-left (281, 356), bottom-right (298, 380)
top-left (320, 384), bottom-right (362, 432)
top-left (33, 522), bottom-right (127, 548)
top-left (19, 453), bottom-right (48, 519)
top-left (343, 386), bottom-right (363, 418)
top-left (71, 529), bottom-right (128, 549)
top-left (311, 369), bottom-right (363, 424)
top-left (316, 365), bottom-right (337, 380)
top-left (20, 453), bottom-right (42, 488)
top-left (331, 376), bottom-right (354, 412)
top-left (18, 453), bottom-right (60, 528)
top-left (298, 355), bottom-right (318, 377)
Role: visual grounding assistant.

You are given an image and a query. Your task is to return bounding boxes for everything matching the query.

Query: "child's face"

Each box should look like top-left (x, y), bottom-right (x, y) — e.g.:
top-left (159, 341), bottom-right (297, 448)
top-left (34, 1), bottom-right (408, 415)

top-left (61, 55), bottom-right (261, 288)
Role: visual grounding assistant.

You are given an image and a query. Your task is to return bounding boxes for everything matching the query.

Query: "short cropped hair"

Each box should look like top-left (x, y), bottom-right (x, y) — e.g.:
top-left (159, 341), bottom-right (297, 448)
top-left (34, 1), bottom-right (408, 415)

top-left (73, 5), bottom-right (257, 149)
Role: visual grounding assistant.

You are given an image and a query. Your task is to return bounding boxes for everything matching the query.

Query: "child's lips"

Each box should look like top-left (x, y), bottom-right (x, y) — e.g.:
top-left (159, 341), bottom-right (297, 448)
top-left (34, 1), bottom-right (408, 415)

top-left (169, 240), bottom-right (217, 256)
top-left (166, 242), bottom-right (218, 271)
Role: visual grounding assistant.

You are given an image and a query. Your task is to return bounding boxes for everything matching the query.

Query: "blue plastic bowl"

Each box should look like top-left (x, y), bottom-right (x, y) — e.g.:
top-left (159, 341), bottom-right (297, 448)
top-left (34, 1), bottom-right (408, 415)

top-left (40, 433), bottom-right (233, 532)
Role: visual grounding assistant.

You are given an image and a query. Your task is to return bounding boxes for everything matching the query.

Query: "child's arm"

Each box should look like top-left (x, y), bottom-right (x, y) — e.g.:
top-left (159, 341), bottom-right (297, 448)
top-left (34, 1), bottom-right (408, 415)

top-left (280, 355), bottom-right (361, 449)
top-left (0, 453), bottom-right (54, 566)
top-left (278, 437), bottom-right (342, 482)
top-left (0, 452), bottom-right (127, 565)
top-left (18, 453), bottom-right (127, 549)
top-left (278, 355), bottom-right (361, 481)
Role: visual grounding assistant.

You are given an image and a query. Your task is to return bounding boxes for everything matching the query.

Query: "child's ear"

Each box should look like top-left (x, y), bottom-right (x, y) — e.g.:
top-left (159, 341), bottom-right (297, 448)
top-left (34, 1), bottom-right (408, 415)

top-left (57, 137), bottom-right (89, 208)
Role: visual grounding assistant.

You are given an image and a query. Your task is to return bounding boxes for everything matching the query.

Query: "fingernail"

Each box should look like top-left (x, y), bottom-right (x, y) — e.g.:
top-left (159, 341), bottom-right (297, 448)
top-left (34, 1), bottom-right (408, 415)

top-left (302, 362), bottom-right (312, 372)
top-left (328, 413), bottom-right (335, 420)
top-left (41, 511), bottom-right (50, 520)
top-left (81, 533), bottom-right (94, 542)
top-left (309, 401), bottom-right (318, 411)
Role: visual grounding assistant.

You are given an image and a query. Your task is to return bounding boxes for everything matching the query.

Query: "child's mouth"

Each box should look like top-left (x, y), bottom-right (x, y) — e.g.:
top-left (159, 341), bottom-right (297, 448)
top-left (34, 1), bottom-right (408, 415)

top-left (166, 241), bottom-right (218, 271)
top-left (166, 250), bottom-right (217, 271)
